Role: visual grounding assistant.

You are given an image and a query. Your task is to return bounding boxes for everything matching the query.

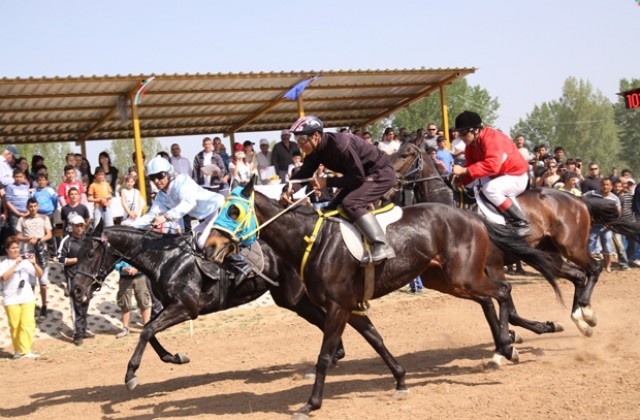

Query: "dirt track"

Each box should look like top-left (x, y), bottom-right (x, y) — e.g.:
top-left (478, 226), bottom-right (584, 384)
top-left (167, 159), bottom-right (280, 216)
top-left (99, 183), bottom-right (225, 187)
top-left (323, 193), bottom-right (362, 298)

top-left (1, 269), bottom-right (639, 419)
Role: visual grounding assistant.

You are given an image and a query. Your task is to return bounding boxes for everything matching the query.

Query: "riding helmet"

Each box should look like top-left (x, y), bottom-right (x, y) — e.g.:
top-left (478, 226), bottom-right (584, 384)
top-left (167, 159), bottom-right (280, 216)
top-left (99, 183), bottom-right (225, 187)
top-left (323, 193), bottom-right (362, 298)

top-left (147, 155), bottom-right (173, 176)
top-left (454, 111), bottom-right (483, 130)
top-left (289, 115), bottom-right (324, 136)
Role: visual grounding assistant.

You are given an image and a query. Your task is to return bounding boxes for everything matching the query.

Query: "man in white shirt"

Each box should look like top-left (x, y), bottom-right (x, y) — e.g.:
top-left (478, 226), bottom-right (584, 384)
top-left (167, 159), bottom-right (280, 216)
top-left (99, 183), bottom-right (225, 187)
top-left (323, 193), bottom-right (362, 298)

top-left (169, 143), bottom-right (192, 176)
top-left (449, 129), bottom-right (466, 164)
top-left (0, 145), bottom-right (18, 188)
top-left (255, 138), bottom-right (273, 183)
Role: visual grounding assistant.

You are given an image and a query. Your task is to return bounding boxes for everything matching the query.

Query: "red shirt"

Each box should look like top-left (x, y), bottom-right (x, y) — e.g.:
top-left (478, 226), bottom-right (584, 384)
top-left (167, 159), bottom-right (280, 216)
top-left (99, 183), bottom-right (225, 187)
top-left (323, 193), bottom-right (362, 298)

top-left (461, 127), bottom-right (529, 184)
top-left (57, 181), bottom-right (86, 205)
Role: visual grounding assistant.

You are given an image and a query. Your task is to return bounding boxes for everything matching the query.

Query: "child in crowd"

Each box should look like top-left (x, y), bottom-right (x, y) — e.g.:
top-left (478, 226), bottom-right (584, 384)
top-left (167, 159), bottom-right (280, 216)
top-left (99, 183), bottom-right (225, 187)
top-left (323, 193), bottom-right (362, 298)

top-left (58, 164), bottom-right (86, 207)
top-left (120, 175), bottom-right (144, 225)
top-left (15, 198), bottom-right (52, 320)
top-left (114, 261), bottom-right (151, 338)
top-left (31, 173), bottom-right (58, 252)
top-left (4, 169), bottom-right (31, 233)
top-left (87, 167), bottom-right (113, 228)
top-left (60, 187), bottom-right (90, 235)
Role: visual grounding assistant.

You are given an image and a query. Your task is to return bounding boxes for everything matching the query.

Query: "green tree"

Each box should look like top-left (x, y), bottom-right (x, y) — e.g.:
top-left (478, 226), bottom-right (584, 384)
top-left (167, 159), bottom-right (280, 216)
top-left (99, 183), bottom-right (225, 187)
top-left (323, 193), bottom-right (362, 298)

top-left (614, 78), bottom-right (640, 176)
top-left (107, 137), bottom-right (164, 176)
top-left (15, 142), bottom-right (74, 184)
top-left (391, 79), bottom-right (500, 133)
top-left (511, 77), bottom-right (619, 171)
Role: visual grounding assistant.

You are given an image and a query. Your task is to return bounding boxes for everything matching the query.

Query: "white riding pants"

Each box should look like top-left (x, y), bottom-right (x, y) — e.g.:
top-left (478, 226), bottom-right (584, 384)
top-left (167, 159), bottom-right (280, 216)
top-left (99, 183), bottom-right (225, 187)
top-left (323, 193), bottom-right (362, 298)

top-left (470, 172), bottom-right (529, 208)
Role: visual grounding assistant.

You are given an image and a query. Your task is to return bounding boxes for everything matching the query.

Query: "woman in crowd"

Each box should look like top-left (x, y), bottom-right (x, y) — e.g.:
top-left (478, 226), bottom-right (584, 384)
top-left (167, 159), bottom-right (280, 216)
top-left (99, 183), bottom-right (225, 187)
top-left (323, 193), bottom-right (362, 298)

top-left (0, 236), bottom-right (43, 359)
top-left (98, 151), bottom-right (120, 196)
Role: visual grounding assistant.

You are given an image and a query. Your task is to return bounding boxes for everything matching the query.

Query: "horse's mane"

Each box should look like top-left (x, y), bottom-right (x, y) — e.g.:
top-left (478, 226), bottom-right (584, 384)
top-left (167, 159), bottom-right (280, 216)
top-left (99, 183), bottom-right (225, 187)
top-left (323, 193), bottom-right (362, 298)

top-left (103, 225), bottom-right (189, 247)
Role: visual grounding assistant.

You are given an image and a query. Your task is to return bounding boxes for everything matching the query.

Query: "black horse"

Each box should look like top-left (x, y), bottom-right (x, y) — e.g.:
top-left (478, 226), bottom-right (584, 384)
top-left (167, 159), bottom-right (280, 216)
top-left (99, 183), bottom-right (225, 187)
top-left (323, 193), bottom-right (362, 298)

top-left (390, 137), bottom-right (640, 336)
top-left (71, 221), bottom-right (345, 390)
top-left (205, 179), bottom-right (560, 418)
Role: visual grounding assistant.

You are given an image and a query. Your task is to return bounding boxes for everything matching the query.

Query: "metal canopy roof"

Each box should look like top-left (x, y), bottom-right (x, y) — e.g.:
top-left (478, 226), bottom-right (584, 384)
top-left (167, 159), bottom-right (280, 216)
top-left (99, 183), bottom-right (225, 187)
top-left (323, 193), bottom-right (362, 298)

top-left (0, 68), bottom-right (476, 145)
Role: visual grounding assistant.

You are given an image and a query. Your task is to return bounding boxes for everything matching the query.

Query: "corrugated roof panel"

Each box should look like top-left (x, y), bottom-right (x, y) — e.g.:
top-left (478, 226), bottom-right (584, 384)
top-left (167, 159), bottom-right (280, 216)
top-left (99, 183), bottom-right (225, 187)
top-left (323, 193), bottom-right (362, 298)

top-left (0, 68), bottom-right (476, 144)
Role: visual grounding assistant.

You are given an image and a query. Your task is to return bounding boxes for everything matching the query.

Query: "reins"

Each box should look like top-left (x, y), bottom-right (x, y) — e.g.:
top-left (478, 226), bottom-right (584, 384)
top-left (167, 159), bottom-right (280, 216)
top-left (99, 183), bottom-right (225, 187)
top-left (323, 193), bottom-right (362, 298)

top-left (76, 226), bottom-right (157, 290)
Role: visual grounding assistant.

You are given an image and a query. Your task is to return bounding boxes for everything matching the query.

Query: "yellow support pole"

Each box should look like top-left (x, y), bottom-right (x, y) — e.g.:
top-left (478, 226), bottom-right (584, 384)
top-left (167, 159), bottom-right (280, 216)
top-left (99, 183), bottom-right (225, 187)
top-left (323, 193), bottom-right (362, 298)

top-left (439, 84), bottom-right (450, 149)
top-left (130, 92), bottom-right (147, 204)
top-left (297, 96), bottom-right (305, 117)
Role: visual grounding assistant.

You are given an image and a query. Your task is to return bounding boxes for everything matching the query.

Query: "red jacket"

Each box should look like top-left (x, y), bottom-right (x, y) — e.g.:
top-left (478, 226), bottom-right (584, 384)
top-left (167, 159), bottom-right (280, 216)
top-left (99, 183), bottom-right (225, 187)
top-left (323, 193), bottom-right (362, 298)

top-left (461, 127), bottom-right (529, 184)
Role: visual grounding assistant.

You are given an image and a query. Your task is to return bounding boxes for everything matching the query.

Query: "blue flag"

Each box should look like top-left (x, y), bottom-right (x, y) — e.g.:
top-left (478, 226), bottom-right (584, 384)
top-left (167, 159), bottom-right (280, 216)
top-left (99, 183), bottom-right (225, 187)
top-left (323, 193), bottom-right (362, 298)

top-left (283, 75), bottom-right (321, 100)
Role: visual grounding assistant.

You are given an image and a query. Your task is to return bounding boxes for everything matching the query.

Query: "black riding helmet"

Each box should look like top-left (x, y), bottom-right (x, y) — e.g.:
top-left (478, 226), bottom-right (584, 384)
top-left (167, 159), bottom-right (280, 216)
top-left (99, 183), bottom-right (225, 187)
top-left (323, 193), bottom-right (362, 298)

top-left (290, 115), bottom-right (324, 136)
top-left (454, 110), bottom-right (483, 130)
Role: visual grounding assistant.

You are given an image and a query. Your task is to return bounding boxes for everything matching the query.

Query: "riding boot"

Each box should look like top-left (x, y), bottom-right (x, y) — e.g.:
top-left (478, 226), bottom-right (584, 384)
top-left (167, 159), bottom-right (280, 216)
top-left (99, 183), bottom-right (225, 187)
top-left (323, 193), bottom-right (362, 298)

top-left (224, 253), bottom-right (253, 287)
top-left (353, 213), bottom-right (395, 265)
top-left (501, 205), bottom-right (532, 237)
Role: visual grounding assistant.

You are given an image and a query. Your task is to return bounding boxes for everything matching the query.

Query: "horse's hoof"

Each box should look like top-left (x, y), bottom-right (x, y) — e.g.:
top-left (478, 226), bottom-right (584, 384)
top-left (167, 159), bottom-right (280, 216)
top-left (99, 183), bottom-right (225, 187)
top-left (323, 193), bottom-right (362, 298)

top-left (126, 377), bottom-right (138, 391)
top-left (176, 353), bottom-right (190, 364)
top-left (571, 311), bottom-right (594, 337)
top-left (393, 389), bottom-right (410, 399)
top-left (510, 347), bottom-right (520, 364)
top-left (291, 413), bottom-right (310, 420)
top-left (552, 322), bottom-right (564, 332)
top-left (581, 306), bottom-right (598, 327)
top-left (486, 353), bottom-right (503, 369)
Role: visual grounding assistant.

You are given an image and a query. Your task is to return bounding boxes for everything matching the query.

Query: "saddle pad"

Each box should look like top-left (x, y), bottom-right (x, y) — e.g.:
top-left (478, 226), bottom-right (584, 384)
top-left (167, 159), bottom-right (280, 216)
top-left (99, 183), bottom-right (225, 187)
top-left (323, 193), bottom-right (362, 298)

top-left (474, 186), bottom-right (523, 225)
top-left (339, 206), bottom-right (403, 261)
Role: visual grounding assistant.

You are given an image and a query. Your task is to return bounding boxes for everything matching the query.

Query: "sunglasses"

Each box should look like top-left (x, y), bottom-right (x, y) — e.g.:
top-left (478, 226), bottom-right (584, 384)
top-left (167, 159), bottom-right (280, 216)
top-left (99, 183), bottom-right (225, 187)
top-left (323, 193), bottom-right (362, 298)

top-left (457, 128), bottom-right (473, 136)
top-left (589, 167), bottom-right (599, 171)
top-left (149, 171), bottom-right (167, 181)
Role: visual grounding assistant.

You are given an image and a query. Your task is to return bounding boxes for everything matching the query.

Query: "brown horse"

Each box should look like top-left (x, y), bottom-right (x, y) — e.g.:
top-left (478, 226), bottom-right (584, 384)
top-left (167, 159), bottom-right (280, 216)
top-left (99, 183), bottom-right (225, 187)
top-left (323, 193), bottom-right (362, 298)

top-left (390, 138), bottom-right (634, 336)
top-left (205, 180), bottom-right (560, 418)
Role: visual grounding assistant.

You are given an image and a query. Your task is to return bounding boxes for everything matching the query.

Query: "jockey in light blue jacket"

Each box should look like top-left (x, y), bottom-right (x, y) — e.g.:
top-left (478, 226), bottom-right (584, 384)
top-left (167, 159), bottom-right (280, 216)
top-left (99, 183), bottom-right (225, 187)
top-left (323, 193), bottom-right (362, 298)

top-left (133, 156), bottom-right (252, 284)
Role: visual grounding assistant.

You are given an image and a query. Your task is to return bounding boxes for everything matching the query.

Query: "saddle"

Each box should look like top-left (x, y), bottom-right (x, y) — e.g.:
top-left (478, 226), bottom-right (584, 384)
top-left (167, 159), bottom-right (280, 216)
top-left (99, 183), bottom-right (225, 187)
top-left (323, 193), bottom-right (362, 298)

top-left (336, 204), bottom-right (402, 263)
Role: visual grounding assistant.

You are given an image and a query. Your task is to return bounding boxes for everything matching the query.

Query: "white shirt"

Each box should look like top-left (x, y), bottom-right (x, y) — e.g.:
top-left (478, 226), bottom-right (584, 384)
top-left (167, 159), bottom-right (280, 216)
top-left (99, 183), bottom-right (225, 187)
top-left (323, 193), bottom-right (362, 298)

top-left (132, 173), bottom-right (224, 228)
top-left (378, 139), bottom-right (401, 155)
top-left (0, 259), bottom-right (37, 306)
top-left (171, 156), bottom-right (192, 176)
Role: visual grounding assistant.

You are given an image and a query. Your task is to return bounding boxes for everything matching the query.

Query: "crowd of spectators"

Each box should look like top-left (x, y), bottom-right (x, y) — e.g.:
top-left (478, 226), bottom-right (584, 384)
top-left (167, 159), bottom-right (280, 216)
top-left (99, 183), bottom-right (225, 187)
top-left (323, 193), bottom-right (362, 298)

top-left (1, 122), bottom-right (638, 355)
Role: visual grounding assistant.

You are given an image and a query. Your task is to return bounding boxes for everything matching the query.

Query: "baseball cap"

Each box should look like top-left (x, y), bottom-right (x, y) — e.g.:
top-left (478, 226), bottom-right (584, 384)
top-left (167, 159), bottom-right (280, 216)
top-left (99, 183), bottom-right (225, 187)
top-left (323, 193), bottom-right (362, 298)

top-left (259, 138), bottom-right (269, 146)
top-left (281, 129), bottom-right (291, 136)
top-left (243, 140), bottom-right (254, 147)
top-left (70, 215), bottom-right (85, 225)
top-left (5, 145), bottom-right (18, 158)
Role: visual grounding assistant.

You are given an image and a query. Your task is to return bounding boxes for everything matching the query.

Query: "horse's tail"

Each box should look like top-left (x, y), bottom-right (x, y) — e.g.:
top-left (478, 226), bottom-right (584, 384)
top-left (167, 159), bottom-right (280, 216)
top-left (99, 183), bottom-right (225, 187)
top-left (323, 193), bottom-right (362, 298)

top-left (582, 195), bottom-right (640, 241)
top-left (480, 218), bottom-right (563, 304)
top-left (604, 219), bottom-right (640, 243)
top-left (582, 195), bottom-right (619, 224)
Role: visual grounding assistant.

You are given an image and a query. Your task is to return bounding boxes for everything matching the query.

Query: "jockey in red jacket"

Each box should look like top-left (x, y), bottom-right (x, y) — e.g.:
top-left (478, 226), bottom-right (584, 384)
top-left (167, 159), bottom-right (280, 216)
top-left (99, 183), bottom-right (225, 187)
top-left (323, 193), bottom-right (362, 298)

top-left (452, 111), bottom-right (531, 236)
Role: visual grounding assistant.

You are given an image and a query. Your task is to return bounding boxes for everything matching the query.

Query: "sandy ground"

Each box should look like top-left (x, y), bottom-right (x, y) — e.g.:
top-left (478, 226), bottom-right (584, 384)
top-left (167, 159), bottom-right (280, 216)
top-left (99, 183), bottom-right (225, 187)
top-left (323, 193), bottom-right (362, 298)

top-left (1, 268), bottom-right (639, 420)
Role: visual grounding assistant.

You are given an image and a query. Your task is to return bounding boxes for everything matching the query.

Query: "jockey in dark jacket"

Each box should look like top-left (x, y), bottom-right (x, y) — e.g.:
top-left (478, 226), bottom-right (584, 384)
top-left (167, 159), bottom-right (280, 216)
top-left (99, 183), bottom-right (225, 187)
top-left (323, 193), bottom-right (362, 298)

top-left (281, 116), bottom-right (396, 265)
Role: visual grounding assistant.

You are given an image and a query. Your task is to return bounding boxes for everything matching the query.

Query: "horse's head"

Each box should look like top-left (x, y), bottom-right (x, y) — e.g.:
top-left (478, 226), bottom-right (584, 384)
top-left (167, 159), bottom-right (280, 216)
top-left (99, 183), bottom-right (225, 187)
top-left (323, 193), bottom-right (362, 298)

top-left (205, 177), bottom-right (258, 263)
top-left (389, 135), bottom-right (425, 181)
top-left (71, 219), bottom-right (113, 304)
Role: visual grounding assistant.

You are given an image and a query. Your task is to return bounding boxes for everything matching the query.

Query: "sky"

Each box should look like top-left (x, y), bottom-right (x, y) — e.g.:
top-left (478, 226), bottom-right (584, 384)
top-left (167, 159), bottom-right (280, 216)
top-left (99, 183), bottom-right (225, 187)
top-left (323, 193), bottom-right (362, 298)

top-left (1, 0), bottom-right (638, 167)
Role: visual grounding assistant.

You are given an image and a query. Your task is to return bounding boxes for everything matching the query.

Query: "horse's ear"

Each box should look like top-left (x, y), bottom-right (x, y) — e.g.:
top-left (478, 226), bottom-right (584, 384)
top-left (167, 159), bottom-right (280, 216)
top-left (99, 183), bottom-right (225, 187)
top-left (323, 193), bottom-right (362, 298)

top-left (415, 133), bottom-right (425, 148)
top-left (242, 175), bottom-right (257, 198)
top-left (90, 218), bottom-right (104, 237)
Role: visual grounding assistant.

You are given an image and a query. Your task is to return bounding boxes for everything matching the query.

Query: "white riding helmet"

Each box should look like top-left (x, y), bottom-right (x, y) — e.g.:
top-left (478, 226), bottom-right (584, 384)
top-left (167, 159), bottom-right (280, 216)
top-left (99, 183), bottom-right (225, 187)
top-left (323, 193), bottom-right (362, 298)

top-left (146, 156), bottom-right (173, 176)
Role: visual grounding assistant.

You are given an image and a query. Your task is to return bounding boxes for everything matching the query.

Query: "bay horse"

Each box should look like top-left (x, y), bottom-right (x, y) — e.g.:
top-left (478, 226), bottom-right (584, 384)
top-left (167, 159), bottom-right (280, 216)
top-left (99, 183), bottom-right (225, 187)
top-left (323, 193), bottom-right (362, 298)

top-left (71, 221), bottom-right (346, 390)
top-left (205, 180), bottom-right (560, 418)
top-left (390, 138), bottom-right (637, 336)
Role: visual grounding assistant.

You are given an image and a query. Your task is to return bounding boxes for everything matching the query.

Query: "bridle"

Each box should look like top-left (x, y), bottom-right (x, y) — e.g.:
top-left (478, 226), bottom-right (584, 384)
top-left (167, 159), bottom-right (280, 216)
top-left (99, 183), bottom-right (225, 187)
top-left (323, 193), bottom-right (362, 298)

top-left (74, 236), bottom-right (116, 292)
top-left (396, 142), bottom-right (446, 186)
top-left (74, 227), bottom-right (156, 292)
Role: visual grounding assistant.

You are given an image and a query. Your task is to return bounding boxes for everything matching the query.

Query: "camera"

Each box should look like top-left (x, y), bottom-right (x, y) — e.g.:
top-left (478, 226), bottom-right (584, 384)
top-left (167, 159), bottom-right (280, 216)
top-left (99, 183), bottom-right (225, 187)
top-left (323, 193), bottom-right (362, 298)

top-left (20, 253), bottom-right (31, 259)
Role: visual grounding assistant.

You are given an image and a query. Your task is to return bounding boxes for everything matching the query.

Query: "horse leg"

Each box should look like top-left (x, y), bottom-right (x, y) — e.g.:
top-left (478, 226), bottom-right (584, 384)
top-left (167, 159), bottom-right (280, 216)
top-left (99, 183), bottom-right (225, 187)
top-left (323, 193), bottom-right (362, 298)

top-left (270, 286), bottom-right (345, 364)
top-left (577, 257), bottom-right (603, 328)
top-left (293, 302), bottom-right (358, 419)
top-left (485, 264), bottom-right (564, 336)
top-left (346, 313), bottom-right (407, 392)
top-left (472, 295), bottom-right (518, 368)
top-left (554, 258), bottom-right (595, 336)
top-left (124, 303), bottom-right (193, 390)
